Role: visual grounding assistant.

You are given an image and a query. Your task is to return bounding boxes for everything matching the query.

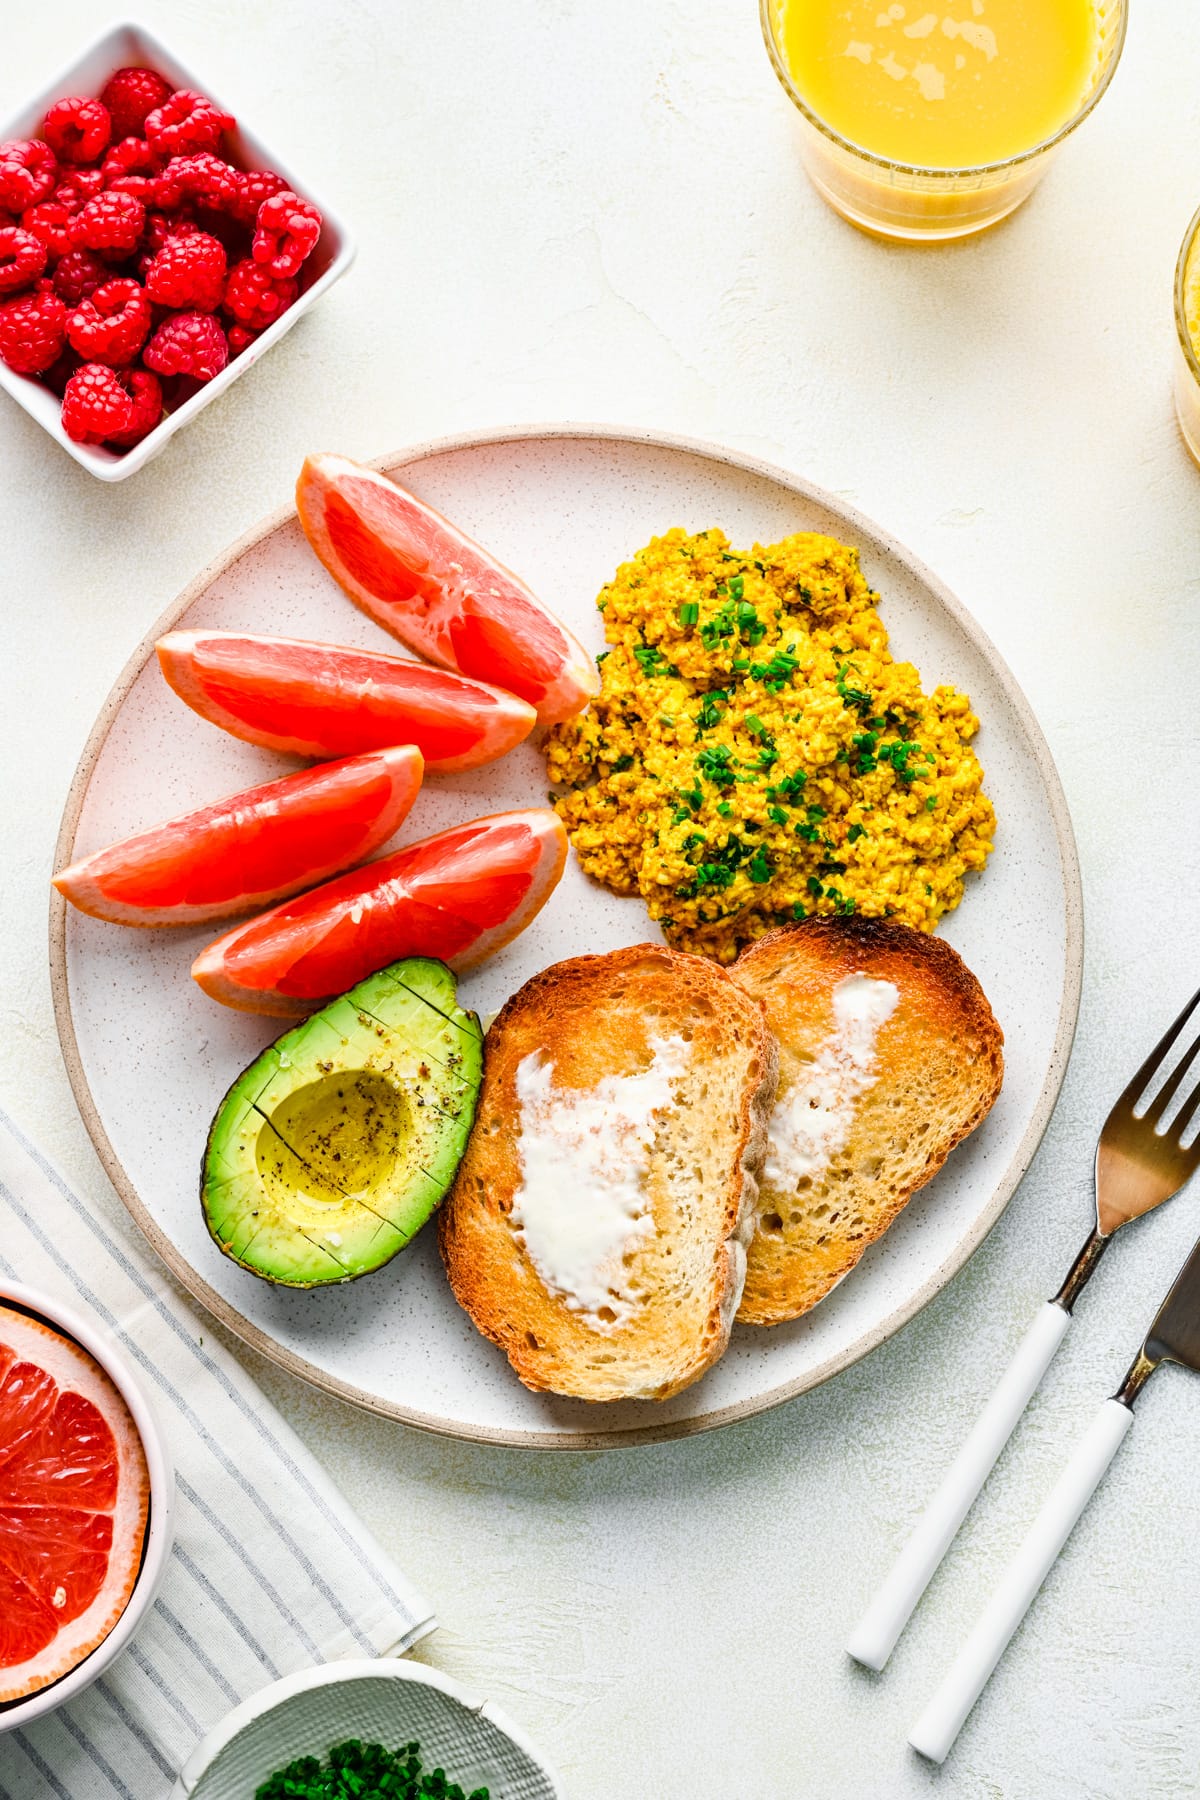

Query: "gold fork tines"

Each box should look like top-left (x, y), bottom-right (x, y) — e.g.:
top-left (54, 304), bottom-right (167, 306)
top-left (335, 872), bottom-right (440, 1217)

top-left (1058, 985), bottom-right (1200, 1300)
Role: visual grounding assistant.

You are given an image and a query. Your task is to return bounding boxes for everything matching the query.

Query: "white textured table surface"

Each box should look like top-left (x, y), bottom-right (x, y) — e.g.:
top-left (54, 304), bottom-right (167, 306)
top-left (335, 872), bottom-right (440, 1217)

top-left (4, 4), bottom-right (1200, 1795)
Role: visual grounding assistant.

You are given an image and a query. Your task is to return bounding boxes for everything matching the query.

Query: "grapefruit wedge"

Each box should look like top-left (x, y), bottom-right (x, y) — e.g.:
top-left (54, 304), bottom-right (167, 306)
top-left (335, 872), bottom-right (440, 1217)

top-left (295, 453), bottom-right (599, 727)
top-left (193, 808), bottom-right (568, 1016)
top-left (156, 631), bottom-right (536, 774)
top-left (0, 1302), bottom-right (149, 1703)
top-left (54, 746), bottom-right (424, 928)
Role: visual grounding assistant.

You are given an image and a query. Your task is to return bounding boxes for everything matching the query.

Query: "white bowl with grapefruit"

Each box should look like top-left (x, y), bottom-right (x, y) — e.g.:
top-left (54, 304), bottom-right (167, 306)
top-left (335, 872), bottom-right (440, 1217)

top-left (0, 1281), bottom-right (174, 1730)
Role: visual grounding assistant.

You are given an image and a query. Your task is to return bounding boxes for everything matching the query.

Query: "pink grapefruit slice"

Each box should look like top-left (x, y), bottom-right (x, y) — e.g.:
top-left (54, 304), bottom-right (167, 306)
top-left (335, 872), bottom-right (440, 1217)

top-left (193, 808), bottom-right (568, 1016)
top-left (295, 453), bottom-right (599, 728)
top-left (0, 1302), bottom-right (149, 1703)
top-left (53, 745), bottom-right (424, 928)
top-left (156, 631), bottom-right (536, 774)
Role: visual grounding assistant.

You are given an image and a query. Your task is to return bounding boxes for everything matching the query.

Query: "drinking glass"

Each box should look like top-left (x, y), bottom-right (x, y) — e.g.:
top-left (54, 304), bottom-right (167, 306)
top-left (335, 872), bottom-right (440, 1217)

top-left (760, 0), bottom-right (1127, 243)
top-left (1174, 204), bottom-right (1200, 467)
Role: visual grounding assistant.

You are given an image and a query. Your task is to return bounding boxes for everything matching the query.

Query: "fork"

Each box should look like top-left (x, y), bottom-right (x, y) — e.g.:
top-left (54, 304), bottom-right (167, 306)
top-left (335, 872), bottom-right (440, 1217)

top-left (847, 985), bottom-right (1200, 1673)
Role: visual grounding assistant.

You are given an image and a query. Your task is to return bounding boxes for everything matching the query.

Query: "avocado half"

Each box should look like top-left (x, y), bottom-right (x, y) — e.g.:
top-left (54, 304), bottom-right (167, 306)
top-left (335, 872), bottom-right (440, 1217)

top-left (202, 958), bottom-right (483, 1287)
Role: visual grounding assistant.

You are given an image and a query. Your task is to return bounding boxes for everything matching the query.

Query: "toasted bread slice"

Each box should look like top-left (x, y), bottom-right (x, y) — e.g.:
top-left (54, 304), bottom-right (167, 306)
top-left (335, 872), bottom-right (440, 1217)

top-left (731, 919), bottom-right (1003, 1327)
top-left (439, 944), bottom-right (777, 1401)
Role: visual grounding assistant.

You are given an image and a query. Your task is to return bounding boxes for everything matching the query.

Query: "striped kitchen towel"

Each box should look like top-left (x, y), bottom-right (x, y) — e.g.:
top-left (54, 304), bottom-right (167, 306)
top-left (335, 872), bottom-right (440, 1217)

top-left (0, 1107), bottom-right (435, 1800)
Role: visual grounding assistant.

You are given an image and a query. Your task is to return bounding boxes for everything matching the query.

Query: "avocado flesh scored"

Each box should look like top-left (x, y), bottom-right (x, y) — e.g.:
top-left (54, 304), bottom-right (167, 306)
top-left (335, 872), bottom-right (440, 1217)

top-left (203, 958), bottom-right (483, 1287)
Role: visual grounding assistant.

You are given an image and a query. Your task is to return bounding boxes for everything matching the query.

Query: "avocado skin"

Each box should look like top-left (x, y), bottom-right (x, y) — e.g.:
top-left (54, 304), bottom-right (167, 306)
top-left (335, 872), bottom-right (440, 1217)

top-left (202, 958), bottom-right (483, 1288)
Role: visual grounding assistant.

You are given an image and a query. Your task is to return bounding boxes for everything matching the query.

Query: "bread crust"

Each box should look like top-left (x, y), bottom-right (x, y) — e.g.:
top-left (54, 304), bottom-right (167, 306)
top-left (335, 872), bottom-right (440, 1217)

top-left (439, 943), bottom-right (777, 1401)
top-left (731, 918), bottom-right (1004, 1327)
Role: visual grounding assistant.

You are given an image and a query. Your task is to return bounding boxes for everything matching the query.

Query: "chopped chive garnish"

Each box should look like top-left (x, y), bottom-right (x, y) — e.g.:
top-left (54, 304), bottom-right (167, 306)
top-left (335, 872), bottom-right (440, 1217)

top-left (256, 1739), bottom-right (490, 1800)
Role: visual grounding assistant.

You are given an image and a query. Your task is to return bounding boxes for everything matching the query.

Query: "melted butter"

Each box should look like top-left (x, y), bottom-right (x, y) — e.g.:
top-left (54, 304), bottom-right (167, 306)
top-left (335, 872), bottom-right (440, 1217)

top-left (511, 1036), bottom-right (690, 1329)
top-left (764, 973), bottom-right (899, 1189)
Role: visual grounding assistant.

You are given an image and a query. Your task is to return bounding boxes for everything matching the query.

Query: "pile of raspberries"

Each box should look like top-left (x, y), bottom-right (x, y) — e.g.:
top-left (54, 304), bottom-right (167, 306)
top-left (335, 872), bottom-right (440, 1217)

top-left (0, 68), bottom-right (323, 450)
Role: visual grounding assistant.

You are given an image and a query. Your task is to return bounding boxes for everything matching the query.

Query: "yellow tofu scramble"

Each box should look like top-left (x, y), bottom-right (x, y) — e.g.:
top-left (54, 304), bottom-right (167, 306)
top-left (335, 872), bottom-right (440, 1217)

top-left (545, 527), bottom-right (995, 962)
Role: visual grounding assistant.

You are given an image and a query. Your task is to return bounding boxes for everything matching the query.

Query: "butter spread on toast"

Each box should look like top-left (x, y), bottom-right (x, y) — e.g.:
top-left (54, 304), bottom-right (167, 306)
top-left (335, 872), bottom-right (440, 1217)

top-left (764, 973), bottom-right (898, 1188)
top-left (511, 1036), bottom-right (690, 1328)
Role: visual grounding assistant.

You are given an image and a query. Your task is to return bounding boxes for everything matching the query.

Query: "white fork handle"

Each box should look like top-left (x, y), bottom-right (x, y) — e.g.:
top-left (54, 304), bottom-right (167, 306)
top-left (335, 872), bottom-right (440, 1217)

top-left (909, 1398), bottom-right (1134, 1763)
top-left (847, 1301), bottom-right (1071, 1671)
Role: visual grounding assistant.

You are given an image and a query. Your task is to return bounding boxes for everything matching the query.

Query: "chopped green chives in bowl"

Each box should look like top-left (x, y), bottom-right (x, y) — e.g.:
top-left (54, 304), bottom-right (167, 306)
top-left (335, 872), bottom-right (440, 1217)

top-left (255, 1738), bottom-right (490, 1800)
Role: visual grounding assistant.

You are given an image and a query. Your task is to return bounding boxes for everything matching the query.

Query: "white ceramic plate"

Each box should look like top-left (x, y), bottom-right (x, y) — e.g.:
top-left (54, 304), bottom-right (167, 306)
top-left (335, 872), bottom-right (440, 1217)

top-left (51, 426), bottom-right (1082, 1449)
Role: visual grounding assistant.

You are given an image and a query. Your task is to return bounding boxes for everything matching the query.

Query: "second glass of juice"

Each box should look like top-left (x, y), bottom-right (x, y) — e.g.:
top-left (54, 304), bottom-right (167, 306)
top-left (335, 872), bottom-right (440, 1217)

top-left (762, 0), bottom-right (1127, 242)
top-left (1173, 205), bottom-right (1200, 470)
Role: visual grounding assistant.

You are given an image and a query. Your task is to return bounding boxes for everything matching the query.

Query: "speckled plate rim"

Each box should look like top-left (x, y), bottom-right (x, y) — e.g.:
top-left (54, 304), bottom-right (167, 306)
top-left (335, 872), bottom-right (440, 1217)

top-left (49, 423), bottom-right (1084, 1452)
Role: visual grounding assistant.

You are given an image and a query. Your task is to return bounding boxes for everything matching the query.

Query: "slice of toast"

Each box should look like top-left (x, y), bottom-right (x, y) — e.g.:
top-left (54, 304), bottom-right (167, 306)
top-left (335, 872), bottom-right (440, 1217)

top-left (731, 918), bottom-right (1003, 1327)
top-left (438, 943), bottom-right (777, 1401)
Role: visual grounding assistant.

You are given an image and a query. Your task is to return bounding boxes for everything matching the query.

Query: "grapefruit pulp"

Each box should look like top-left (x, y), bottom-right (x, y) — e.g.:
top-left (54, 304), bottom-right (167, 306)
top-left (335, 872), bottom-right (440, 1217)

top-left (295, 453), bottom-right (599, 728)
top-left (0, 1302), bottom-right (149, 1703)
top-left (156, 631), bottom-right (536, 774)
top-left (193, 808), bottom-right (568, 1015)
top-left (54, 745), bottom-right (424, 927)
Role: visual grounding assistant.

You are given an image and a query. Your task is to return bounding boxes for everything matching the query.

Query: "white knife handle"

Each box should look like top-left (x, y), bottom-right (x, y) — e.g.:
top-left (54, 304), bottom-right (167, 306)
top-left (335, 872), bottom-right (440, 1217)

top-left (909, 1398), bottom-right (1134, 1763)
top-left (847, 1301), bottom-right (1071, 1672)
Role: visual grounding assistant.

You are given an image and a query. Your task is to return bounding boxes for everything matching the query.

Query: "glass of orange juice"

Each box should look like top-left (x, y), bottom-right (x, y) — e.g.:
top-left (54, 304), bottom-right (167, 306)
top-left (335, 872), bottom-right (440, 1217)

top-left (761, 0), bottom-right (1127, 242)
top-left (1174, 205), bottom-right (1200, 468)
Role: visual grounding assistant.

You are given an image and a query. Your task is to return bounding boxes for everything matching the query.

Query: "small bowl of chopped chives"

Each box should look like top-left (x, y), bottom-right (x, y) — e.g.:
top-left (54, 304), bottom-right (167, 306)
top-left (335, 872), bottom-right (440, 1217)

top-left (168, 1660), bottom-right (564, 1800)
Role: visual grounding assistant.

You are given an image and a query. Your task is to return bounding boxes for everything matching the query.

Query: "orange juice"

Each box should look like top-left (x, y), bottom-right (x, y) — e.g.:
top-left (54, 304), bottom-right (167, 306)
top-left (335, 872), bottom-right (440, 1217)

top-left (778, 0), bottom-right (1098, 168)
top-left (1173, 206), bottom-right (1200, 469)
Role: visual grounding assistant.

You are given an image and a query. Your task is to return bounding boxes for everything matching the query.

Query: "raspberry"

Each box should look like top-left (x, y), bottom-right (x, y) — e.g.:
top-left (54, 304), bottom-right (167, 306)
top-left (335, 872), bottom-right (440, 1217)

top-left (61, 361), bottom-right (135, 442)
top-left (21, 200), bottom-right (74, 260)
top-left (54, 168), bottom-right (106, 210)
top-left (67, 277), bottom-right (151, 364)
top-left (105, 368), bottom-right (162, 447)
top-left (0, 284), bottom-right (66, 373)
top-left (145, 89), bottom-right (234, 159)
top-left (100, 67), bottom-right (173, 141)
top-left (226, 322), bottom-right (258, 356)
top-left (228, 166), bottom-right (287, 225)
top-left (105, 171), bottom-right (157, 203)
top-left (52, 247), bottom-right (109, 304)
top-left (0, 140), bottom-right (59, 212)
top-left (145, 228), bottom-right (226, 310)
top-left (42, 97), bottom-right (111, 166)
top-left (144, 308), bottom-right (228, 380)
top-left (70, 190), bottom-right (145, 257)
top-left (252, 190), bottom-right (321, 278)
top-left (0, 227), bottom-right (47, 297)
top-left (140, 209), bottom-right (198, 254)
top-left (154, 152), bottom-right (241, 212)
top-left (223, 257), bottom-right (297, 330)
top-left (136, 210), bottom-right (199, 277)
top-left (102, 137), bottom-right (158, 192)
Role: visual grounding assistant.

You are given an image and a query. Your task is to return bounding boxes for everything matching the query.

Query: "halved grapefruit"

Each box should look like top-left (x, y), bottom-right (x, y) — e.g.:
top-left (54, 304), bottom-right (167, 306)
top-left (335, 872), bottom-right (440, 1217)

top-left (156, 631), bottom-right (536, 774)
top-left (295, 453), bottom-right (599, 728)
top-left (193, 809), bottom-right (568, 1016)
top-left (0, 1302), bottom-right (149, 1703)
top-left (53, 746), bottom-right (424, 928)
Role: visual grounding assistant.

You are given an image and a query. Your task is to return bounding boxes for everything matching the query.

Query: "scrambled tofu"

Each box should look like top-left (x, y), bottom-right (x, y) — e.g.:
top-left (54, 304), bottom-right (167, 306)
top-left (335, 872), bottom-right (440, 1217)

top-left (545, 527), bottom-right (995, 962)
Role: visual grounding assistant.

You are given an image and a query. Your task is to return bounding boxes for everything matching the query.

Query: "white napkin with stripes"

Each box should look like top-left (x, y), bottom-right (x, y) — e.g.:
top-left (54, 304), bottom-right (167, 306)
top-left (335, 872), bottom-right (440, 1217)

top-left (0, 1108), bottom-right (435, 1800)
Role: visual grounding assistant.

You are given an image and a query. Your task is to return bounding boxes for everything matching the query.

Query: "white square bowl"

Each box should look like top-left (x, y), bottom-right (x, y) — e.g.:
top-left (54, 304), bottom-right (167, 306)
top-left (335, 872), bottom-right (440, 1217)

top-left (0, 20), bottom-right (356, 481)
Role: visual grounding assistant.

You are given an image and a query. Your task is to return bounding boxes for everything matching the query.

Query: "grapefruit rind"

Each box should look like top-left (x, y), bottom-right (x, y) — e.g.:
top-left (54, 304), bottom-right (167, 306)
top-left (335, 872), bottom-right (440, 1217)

top-left (296, 453), bottom-right (599, 729)
top-left (52, 745), bottom-right (425, 928)
top-left (0, 1304), bottom-right (149, 1704)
